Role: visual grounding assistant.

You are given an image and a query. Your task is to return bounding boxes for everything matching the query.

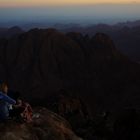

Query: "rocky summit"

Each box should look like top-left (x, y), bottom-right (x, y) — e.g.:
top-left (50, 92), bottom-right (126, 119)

top-left (0, 107), bottom-right (82, 140)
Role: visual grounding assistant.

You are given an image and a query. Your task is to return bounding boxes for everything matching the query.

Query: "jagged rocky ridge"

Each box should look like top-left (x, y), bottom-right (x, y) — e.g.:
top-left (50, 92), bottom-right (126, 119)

top-left (0, 28), bottom-right (140, 114)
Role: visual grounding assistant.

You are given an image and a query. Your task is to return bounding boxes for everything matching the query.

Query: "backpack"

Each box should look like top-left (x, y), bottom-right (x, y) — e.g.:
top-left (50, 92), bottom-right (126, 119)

top-left (20, 102), bottom-right (33, 123)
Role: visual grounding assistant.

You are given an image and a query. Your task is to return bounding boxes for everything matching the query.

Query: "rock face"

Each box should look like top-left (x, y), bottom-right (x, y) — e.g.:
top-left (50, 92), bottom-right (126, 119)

top-left (0, 28), bottom-right (140, 113)
top-left (0, 28), bottom-right (84, 102)
top-left (46, 90), bottom-right (90, 130)
top-left (0, 107), bottom-right (82, 140)
top-left (63, 23), bottom-right (140, 62)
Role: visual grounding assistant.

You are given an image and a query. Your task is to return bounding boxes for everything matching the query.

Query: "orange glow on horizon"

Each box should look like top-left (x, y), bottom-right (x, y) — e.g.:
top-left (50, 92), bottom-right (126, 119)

top-left (0, 0), bottom-right (139, 7)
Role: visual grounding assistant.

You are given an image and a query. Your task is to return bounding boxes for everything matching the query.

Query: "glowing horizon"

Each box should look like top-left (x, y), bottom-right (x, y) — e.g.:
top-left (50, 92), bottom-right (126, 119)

top-left (0, 0), bottom-right (139, 7)
top-left (0, 0), bottom-right (140, 27)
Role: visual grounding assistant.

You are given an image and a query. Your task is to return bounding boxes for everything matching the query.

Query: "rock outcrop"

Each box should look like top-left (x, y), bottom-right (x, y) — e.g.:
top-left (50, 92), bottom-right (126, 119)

top-left (46, 90), bottom-right (90, 130)
top-left (0, 107), bottom-right (82, 140)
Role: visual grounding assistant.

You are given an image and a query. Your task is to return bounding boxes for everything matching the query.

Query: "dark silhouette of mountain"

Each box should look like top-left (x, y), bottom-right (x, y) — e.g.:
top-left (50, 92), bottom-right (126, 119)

top-left (0, 28), bottom-right (140, 116)
top-left (116, 20), bottom-right (140, 27)
top-left (0, 26), bottom-right (24, 38)
top-left (2, 21), bottom-right (140, 62)
top-left (62, 24), bottom-right (140, 62)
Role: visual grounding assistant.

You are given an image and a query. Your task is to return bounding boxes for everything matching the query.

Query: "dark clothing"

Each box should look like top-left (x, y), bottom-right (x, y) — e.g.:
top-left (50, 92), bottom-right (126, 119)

top-left (0, 92), bottom-right (16, 120)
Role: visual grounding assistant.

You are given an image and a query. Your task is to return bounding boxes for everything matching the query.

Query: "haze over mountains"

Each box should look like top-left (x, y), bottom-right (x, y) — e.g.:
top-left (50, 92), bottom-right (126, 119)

top-left (0, 3), bottom-right (140, 28)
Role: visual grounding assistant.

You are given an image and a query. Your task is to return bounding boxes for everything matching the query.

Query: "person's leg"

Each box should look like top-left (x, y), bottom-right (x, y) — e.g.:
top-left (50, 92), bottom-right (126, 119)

top-left (0, 110), bottom-right (8, 121)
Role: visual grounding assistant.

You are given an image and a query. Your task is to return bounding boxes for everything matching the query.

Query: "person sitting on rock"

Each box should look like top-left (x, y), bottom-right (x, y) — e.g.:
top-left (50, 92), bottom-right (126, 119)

top-left (0, 82), bottom-right (16, 121)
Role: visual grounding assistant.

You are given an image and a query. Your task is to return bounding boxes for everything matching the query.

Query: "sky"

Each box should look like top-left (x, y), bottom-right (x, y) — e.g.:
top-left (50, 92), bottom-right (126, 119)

top-left (0, 0), bottom-right (140, 28)
top-left (0, 0), bottom-right (139, 7)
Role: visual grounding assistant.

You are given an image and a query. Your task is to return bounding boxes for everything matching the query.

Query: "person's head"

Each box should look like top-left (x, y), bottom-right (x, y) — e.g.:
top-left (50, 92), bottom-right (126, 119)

top-left (0, 82), bottom-right (8, 94)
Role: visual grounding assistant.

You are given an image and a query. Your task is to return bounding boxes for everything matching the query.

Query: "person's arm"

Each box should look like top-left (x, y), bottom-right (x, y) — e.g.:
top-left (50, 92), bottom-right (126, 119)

top-left (0, 92), bottom-right (16, 104)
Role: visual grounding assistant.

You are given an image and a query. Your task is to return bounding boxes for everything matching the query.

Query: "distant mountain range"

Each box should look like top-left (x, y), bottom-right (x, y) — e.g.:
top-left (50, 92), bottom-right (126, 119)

top-left (0, 26), bottom-right (24, 38)
top-left (116, 20), bottom-right (140, 27)
top-left (61, 22), bottom-right (140, 62)
top-left (1, 20), bottom-right (140, 62)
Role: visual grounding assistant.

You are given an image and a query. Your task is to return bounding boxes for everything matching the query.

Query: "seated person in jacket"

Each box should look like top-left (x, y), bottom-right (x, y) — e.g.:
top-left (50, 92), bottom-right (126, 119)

top-left (0, 82), bottom-right (16, 121)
